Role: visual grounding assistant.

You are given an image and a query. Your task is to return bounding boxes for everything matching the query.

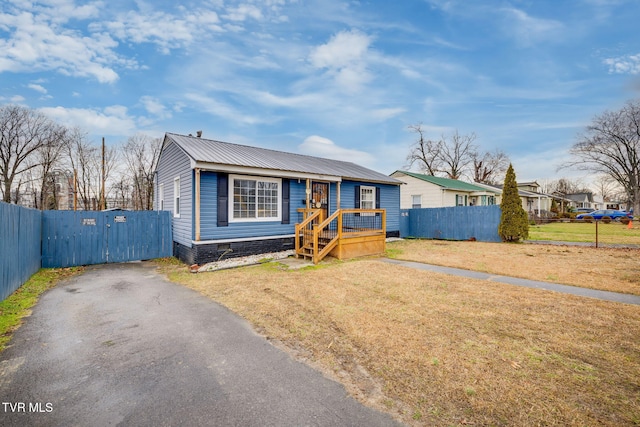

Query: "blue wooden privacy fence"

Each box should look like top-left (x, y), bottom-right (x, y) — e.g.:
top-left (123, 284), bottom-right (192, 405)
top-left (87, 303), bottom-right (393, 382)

top-left (0, 202), bottom-right (42, 301)
top-left (42, 210), bottom-right (173, 268)
top-left (0, 201), bottom-right (173, 301)
top-left (400, 205), bottom-right (502, 242)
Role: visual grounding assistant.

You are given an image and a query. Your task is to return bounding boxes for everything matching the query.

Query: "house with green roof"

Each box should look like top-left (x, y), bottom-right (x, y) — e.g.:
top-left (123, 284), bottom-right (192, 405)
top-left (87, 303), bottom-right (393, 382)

top-left (390, 171), bottom-right (500, 209)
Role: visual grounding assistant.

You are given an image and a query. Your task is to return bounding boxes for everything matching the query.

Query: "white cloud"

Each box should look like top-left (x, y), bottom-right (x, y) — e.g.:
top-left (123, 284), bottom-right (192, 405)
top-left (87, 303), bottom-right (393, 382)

top-left (96, 9), bottom-right (223, 55)
top-left (222, 4), bottom-right (263, 22)
top-left (28, 83), bottom-right (47, 94)
top-left (308, 29), bottom-right (374, 92)
top-left (140, 96), bottom-right (172, 120)
top-left (298, 135), bottom-right (375, 167)
top-left (38, 105), bottom-right (137, 135)
top-left (309, 30), bottom-right (372, 69)
top-left (371, 108), bottom-right (406, 120)
top-left (0, 7), bottom-right (129, 83)
top-left (604, 54), bottom-right (640, 75)
top-left (500, 8), bottom-right (564, 46)
top-left (184, 92), bottom-right (267, 125)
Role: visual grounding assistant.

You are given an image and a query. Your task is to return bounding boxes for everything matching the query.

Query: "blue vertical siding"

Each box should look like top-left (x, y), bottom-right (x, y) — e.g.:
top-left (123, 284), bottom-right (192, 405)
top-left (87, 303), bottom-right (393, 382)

top-left (41, 210), bottom-right (173, 268)
top-left (399, 205), bottom-right (501, 242)
top-left (0, 202), bottom-right (41, 302)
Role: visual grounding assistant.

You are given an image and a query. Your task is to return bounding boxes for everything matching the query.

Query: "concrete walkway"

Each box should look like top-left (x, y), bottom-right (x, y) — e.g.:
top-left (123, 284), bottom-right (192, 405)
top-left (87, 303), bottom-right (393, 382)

top-left (381, 258), bottom-right (640, 306)
top-left (0, 262), bottom-right (402, 427)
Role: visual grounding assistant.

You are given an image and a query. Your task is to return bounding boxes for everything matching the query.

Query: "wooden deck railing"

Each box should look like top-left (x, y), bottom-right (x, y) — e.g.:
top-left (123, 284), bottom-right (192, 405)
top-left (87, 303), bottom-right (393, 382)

top-left (295, 208), bottom-right (386, 264)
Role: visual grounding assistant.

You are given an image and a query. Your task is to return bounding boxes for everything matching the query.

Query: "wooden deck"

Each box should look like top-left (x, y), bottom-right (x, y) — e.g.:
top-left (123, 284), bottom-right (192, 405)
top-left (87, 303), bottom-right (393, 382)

top-left (295, 208), bottom-right (386, 264)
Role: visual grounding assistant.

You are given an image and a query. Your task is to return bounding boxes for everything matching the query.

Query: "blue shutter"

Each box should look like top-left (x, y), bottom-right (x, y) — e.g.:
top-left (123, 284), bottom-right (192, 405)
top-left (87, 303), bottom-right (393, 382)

top-left (281, 178), bottom-right (290, 224)
top-left (217, 173), bottom-right (228, 227)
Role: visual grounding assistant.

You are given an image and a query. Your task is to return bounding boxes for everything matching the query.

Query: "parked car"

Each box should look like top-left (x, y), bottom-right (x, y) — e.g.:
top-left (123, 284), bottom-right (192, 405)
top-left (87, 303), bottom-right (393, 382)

top-left (574, 208), bottom-right (595, 214)
top-left (576, 209), bottom-right (633, 221)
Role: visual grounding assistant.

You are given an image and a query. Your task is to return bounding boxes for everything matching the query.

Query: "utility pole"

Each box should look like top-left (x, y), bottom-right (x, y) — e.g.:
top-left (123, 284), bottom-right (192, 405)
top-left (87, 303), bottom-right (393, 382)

top-left (73, 168), bottom-right (78, 211)
top-left (101, 137), bottom-right (106, 210)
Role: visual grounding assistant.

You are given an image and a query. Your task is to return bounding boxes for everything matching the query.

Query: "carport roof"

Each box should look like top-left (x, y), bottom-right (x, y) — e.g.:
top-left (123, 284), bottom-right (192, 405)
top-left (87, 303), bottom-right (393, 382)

top-left (164, 133), bottom-right (401, 185)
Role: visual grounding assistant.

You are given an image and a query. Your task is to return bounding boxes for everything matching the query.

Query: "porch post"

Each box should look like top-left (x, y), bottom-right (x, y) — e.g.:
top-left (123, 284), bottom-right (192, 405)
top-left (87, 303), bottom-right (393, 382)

top-left (305, 179), bottom-right (311, 210)
top-left (336, 181), bottom-right (341, 209)
top-left (195, 168), bottom-right (201, 241)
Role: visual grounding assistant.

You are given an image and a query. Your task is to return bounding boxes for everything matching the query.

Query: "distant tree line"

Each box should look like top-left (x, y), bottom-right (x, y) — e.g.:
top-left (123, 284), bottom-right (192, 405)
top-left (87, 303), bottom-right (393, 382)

top-left (0, 104), bottom-right (161, 210)
top-left (405, 124), bottom-right (510, 185)
top-left (405, 97), bottom-right (640, 214)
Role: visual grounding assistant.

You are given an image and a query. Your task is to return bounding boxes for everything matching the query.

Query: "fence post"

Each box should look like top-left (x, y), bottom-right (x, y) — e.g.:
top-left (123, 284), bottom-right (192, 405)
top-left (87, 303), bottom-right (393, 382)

top-left (595, 220), bottom-right (598, 248)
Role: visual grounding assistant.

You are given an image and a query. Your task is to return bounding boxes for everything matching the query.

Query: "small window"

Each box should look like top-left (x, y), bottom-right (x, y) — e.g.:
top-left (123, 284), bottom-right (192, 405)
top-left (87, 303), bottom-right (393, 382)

top-left (411, 195), bottom-right (421, 209)
top-left (173, 177), bottom-right (180, 217)
top-left (360, 186), bottom-right (375, 210)
top-left (159, 183), bottom-right (164, 211)
top-left (360, 186), bottom-right (376, 216)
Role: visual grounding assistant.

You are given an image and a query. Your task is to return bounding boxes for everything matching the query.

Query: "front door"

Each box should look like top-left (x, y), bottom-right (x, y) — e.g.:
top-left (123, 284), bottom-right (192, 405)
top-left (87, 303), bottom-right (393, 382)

top-left (311, 182), bottom-right (329, 221)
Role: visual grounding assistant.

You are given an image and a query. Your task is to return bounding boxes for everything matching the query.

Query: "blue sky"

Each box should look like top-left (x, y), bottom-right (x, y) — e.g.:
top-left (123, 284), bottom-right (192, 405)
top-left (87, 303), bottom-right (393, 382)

top-left (1, 0), bottom-right (639, 184)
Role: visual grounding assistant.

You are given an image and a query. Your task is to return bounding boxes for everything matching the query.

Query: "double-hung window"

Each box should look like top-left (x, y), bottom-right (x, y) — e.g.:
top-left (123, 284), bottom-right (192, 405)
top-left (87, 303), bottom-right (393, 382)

top-left (360, 185), bottom-right (375, 215)
top-left (230, 175), bottom-right (280, 222)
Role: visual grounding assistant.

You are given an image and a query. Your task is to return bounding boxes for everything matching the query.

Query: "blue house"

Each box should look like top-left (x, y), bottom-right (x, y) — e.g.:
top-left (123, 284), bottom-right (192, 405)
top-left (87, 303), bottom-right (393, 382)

top-left (154, 133), bottom-right (402, 265)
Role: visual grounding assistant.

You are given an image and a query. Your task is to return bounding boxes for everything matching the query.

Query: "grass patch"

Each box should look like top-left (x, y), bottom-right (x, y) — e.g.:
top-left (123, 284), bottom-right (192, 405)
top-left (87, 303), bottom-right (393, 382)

top-left (387, 239), bottom-right (640, 296)
top-left (157, 254), bottom-right (640, 427)
top-left (0, 267), bottom-right (81, 352)
top-left (530, 221), bottom-right (640, 245)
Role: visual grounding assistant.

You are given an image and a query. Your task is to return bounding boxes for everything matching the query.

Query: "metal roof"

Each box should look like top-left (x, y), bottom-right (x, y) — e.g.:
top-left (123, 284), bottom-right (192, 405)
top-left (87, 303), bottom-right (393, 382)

top-left (392, 171), bottom-right (499, 193)
top-left (164, 133), bottom-right (401, 185)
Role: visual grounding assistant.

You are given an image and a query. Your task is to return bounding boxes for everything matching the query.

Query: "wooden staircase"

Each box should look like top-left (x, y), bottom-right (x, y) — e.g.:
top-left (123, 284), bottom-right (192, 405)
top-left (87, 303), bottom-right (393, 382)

top-left (295, 209), bottom-right (340, 264)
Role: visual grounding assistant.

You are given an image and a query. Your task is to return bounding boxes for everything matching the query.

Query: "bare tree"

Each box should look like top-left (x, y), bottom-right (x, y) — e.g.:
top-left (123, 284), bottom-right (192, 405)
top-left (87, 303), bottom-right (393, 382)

top-left (0, 105), bottom-right (66, 203)
top-left (121, 133), bottom-right (162, 210)
top-left (33, 129), bottom-right (69, 209)
top-left (439, 130), bottom-right (478, 180)
top-left (65, 129), bottom-right (118, 210)
top-left (472, 149), bottom-right (510, 185)
top-left (592, 174), bottom-right (622, 203)
top-left (405, 124), bottom-right (443, 175)
top-left (567, 99), bottom-right (640, 214)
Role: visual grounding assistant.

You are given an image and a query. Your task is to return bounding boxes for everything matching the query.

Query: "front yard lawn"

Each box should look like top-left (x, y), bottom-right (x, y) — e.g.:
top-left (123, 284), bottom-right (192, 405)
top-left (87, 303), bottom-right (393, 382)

top-left (158, 243), bottom-right (640, 427)
top-left (387, 239), bottom-right (640, 296)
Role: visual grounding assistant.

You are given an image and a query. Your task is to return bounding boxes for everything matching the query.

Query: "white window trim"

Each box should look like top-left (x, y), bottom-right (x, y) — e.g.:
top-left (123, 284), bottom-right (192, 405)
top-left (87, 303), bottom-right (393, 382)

top-left (360, 185), bottom-right (376, 216)
top-left (173, 176), bottom-right (180, 218)
top-left (229, 174), bottom-right (282, 223)
top-left (159, 183), bottom-right (164, 211)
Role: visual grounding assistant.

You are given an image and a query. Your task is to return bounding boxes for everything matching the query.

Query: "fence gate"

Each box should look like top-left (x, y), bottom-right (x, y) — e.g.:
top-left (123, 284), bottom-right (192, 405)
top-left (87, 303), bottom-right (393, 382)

top-left (42, 210), bottom-right (172, 268)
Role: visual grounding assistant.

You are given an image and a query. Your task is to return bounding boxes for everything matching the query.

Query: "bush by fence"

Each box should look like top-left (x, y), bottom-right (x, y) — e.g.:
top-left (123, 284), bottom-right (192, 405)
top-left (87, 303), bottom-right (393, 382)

top-left (0, 202), bottom-right (42, 301)
top-left (400, 205), bottom-right (502, 242)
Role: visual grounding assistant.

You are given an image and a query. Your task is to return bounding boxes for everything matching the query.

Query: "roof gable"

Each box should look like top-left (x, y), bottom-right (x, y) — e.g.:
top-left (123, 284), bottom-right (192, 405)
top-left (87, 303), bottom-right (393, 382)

top-left (163, 133), bottom-right (401, 185)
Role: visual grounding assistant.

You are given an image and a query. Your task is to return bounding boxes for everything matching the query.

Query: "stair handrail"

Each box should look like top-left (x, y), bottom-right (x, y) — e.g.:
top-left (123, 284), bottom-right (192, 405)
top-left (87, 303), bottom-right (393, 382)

top-left (313, 209), bottom-right (342, 264)
top-left (295, 209), bottom-right (322, 256)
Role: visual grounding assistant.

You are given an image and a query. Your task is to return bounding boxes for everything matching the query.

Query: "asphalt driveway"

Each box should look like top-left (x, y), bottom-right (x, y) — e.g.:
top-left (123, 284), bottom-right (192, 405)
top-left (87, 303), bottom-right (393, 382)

top-left (0, 262), bottom-right (401, 427)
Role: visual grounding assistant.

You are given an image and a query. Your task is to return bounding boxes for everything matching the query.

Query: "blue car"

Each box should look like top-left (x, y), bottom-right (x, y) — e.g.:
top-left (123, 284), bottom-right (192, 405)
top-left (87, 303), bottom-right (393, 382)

top-left (576, 209), bottom-right (633, 221)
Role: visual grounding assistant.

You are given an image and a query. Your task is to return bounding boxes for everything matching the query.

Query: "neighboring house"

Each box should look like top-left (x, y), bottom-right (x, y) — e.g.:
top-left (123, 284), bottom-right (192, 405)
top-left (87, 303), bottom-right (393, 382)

top-left (473, 181), bottom-right (555, 216)
top-left (155, 133), bottom-right (402, 265)
top-left (566, 193), bottom-right (603, 211)
top-left (390, 171), bottom-right (500, 209)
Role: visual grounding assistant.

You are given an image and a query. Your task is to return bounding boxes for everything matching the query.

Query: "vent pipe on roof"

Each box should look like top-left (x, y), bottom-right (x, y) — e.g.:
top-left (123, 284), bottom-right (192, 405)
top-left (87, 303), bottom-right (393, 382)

top-left (196, 130), bottom-right (202, 138)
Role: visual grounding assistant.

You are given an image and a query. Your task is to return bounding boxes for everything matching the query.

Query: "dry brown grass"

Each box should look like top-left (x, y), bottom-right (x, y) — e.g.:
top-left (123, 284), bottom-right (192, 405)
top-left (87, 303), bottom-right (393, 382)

top-left (387, 239), bottom-right (640, 296)
top-left (158, 250), bottom-right (640, 427)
